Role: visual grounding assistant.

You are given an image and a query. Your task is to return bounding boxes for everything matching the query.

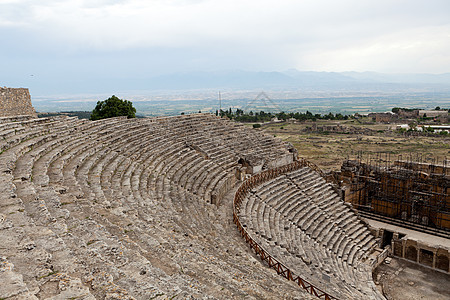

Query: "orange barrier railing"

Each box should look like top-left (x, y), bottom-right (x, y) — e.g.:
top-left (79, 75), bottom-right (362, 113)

top-left (233, 159), bottom-right (338, 300)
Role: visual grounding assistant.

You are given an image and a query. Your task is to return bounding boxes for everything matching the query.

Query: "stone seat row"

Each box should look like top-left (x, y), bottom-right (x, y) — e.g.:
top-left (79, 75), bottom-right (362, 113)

top-left (237, 166), bottom-right (384, 299)
top-left (1, 122), bottom-right (158, 298)
top-left (3, 114), bottom-right (283, 206)
top-left (2, 114), bottom-right (292, 226)
top-left (281, 175), bottom-right (376, 257)
top-left (239, 194), bottom-right (376, 299)
top-left (151, 114), bottom-right (290, 159)
top-left (1, 114), bottom-right (306, 299)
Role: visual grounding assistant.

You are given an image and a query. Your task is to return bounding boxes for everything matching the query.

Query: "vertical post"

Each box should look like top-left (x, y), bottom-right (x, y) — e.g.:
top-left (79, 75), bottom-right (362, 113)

top-left (433, 250), bottom-right (437, 269)
top-left (402, 240), bottom-right (406, 258)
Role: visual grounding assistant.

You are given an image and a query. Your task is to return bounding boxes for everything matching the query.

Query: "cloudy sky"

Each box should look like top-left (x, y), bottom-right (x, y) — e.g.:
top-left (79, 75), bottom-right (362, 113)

top-left (1, 0), bottom-right (450, 94)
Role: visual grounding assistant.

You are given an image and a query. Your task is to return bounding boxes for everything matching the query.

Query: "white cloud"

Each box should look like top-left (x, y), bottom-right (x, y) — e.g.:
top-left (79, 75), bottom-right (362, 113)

top-left (297, 25), bottom-right (450, 73)
top-left (1, 0), bottom-right (450, 73)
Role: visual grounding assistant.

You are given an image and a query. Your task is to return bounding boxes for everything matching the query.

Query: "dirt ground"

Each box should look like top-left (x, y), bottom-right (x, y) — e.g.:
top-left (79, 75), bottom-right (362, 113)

top-left (374, 257), bottom-right (450, 300)
top-left (259, 119), bottom-right (450, 171)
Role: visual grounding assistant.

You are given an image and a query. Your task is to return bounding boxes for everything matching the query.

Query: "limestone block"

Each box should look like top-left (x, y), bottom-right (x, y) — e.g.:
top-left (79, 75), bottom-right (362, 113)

top-left (0, 257), bottom-right (30, 298)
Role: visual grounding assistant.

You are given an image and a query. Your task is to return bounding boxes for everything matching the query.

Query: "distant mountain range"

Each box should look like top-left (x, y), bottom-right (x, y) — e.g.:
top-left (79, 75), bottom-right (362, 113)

top-left (142, 69), bottom-right (450, 91)
top-left (6, 69), bottom-right (450, 96)
top-left (30, 69), bottom-right (450, 114)
top-left (341, 71), bottom-right (450, 85)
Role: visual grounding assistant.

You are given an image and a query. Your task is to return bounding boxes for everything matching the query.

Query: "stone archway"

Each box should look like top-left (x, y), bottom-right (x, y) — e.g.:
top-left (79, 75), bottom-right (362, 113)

top-left (419, 249), bottom-right (433, 267)
top-left (436, 255), bottom-right (449, 272)
top-left (405, 245), bottom-right (417, 262)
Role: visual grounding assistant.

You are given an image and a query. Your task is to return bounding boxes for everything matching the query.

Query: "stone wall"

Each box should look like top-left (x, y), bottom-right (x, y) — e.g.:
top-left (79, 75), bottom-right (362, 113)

top-left (418, 110), bottom-right (449, 118)
top-left (368, 112), bottom-right (398, 123)
top-left (397, 109), bottom-right (419, 118)
top-left (373, 228), bottom-right (450, 273)
top-left (0, 87), bottom-right (37, 117)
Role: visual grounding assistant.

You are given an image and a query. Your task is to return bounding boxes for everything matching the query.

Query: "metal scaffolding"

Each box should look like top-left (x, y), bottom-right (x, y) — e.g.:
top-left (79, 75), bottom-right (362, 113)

top-left (338, 152), bottom-right (449, 234)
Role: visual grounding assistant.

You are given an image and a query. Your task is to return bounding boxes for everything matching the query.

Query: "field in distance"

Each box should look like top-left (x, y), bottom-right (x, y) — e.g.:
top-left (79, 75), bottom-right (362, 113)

top-left (259, 118), bottom-right (450, 171)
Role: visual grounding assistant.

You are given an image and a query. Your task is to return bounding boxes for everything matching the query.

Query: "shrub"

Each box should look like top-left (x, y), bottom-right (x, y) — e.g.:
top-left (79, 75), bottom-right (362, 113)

top-left (90, 95), bottom-right (136, 121)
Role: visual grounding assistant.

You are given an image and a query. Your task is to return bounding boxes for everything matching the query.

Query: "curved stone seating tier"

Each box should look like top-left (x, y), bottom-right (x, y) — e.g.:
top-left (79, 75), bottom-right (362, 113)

top-left (151, 114), bottom-right (293, 170)
top-left (234, 161), bottom-right (384, 300)
top-left (0, 114), bottom-right (312, 299)
top-left (0, 114), bottom-right (35, 124)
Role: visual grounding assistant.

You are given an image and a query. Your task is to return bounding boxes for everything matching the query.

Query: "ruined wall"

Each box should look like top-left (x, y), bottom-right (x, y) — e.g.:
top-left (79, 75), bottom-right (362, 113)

top-left (368, 112), bottom-right (398, 123)
top-left (397, 109), bottom-right (419, 118)
top-left (0, 87), bottom-right (37, 117)
top-left (374, 228), bottom-right (450, 273)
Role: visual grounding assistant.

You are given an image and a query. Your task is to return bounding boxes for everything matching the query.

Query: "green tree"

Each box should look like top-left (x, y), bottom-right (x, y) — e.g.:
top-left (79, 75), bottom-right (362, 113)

top-left (90, 95), bottom-right (136, 121)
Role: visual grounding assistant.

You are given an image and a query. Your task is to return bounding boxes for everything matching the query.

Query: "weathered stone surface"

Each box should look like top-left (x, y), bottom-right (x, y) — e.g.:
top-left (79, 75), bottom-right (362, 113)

top-left (0, 257), bottom-right (31, 298)
top-left (0, 87), bottom-right (37, 118)
top-left (237, 166), bottom-right (385, 299)
top-left (0, 114), bottom-right (316, 299)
